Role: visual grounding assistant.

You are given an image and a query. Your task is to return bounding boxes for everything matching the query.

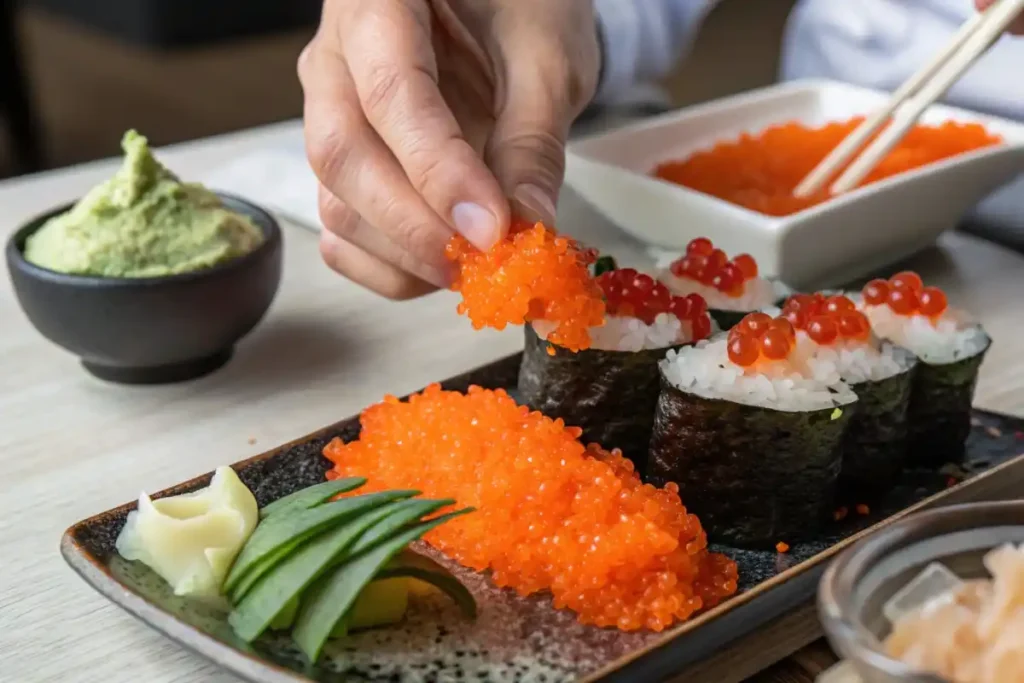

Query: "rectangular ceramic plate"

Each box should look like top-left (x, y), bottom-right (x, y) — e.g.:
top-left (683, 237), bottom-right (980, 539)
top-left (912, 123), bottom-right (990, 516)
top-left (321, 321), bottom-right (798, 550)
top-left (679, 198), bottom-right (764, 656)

top-left (62, 353), bottom-right (1024, 683)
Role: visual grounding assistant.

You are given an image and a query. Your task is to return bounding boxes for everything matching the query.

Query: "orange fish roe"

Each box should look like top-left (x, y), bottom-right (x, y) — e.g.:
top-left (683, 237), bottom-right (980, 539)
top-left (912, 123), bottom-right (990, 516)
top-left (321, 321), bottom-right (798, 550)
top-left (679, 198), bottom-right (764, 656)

top-left (727, 312), bottom-right (798, 366)
top-left (861, 271), bottom-right (949, 318)
top-left (668, 237), bottom-right (760, 298)
top-left (781, 293), bottom-right (872, 344)
top-left (653, 119), bottom-right (1002, 216)
top-left (445, 219), bottom-right (605, 352)
top-left (775, 542), bottom-right (790, 554)
top-left (323, 384), bottom-right (739, 631)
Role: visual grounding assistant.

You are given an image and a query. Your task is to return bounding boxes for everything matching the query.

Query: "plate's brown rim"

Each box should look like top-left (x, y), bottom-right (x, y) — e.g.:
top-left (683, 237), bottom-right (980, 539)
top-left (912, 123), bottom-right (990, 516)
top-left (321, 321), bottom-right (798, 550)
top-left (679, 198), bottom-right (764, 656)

top-left (59, 354), bottom-right (1024, 683)
top-left (579, 449), bottom-right (1024, 682)
top-left (60, 533), bottom-right (309, 683)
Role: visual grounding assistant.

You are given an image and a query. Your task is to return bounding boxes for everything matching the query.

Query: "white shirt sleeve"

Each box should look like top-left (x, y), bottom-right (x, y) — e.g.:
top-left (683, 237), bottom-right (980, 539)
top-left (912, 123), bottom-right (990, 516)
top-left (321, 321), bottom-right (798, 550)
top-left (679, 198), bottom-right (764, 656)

top-left (593, 0), bottom-right (725, 105)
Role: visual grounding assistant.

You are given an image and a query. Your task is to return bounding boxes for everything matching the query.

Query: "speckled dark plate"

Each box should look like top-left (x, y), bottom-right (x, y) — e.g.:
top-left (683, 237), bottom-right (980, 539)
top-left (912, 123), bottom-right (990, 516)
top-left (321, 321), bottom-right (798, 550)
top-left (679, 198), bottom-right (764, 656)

top-left (61, 353), bottom-right (1024, 683)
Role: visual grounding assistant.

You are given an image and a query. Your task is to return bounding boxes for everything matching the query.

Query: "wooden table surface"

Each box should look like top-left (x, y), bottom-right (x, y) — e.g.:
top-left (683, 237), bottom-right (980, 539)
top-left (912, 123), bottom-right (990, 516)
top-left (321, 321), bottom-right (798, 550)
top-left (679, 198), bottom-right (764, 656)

top-left (2, 121), bottom-right (1023, 683)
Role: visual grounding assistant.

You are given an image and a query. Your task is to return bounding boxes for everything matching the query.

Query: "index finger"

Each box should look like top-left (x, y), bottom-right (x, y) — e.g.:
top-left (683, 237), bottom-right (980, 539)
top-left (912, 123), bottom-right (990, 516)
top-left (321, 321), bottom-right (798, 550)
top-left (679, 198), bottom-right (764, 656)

top-left (341, 1), bottom-right (510, 250)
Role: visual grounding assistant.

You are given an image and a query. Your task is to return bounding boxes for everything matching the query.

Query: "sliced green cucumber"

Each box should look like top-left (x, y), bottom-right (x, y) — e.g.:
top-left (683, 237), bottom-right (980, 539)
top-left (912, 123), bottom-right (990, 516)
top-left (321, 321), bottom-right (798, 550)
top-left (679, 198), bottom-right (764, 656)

top-left (259, 477), bottom-right (366, 520)
top-left (593, 255), bottom-right (618, 276)
top-left (268, 597), bottom-right (299, 631)
top-left (345, 499), bottom-right (455, 558)
top-left (228, 498), bottom-right (452, 642)
top-left (343, 578), bottom-right (410, 633)
top-left (291, 508), bottom-right (472, 663)
top-left (225, 489), bottom-right (417, 596)
top-left (376, 552), bottom-right (476, 619)
top-left (229, 498), bottom-right (424, 641)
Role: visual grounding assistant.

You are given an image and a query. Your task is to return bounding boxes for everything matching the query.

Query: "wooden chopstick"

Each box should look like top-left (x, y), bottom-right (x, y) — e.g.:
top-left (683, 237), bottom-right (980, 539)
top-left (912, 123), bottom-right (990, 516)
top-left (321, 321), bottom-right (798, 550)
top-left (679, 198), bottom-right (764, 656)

top-left (792, 0), bottom-right (1024, 199)
top-left (791, 9), bottom-right (987, 199)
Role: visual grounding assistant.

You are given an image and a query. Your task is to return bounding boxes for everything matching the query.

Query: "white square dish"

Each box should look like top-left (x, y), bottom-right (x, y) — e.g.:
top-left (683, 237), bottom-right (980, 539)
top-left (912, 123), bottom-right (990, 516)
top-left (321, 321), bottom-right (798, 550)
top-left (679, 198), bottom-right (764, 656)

top-left (565, 79), bottom-right (1024, 288)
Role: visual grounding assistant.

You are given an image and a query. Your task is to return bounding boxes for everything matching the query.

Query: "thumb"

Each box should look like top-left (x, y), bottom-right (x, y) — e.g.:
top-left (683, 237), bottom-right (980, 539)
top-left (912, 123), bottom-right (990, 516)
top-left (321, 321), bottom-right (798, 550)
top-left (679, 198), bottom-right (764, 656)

top-left (486, 57), bottom-right (578, 226)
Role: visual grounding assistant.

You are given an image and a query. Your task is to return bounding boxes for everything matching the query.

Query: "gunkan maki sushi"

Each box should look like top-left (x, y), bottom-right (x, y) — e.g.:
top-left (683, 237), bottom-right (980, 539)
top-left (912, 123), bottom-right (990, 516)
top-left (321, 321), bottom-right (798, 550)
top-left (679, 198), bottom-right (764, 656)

top-left (774, 293), bottom-right (918, 498)
top-left (647, 312), bottom-right (857, 547)
top-left (857, 271), bottom-right (991, 467)
top-left (658, 237), bottom-right (787, 330)
top-left (519, 262), bottom-right (715, 472)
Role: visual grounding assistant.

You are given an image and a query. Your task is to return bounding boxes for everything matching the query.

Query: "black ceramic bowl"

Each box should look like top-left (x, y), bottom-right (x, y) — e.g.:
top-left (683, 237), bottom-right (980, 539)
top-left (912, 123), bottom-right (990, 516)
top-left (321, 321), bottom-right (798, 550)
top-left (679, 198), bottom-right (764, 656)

top-left (6, 194), bottom-right (283, 384)
top-left (818, 500), bottom-right (1024, 683)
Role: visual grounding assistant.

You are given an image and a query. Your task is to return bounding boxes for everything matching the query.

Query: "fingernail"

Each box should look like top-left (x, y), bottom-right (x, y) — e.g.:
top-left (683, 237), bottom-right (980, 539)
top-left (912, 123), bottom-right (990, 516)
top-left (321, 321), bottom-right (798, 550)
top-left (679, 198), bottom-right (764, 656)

top-left (320, 228), bottom-right (340, 251)
top-left (513, 184), bottom-right (558, 226)
top-left (452, 202), bottom-right (500, 251)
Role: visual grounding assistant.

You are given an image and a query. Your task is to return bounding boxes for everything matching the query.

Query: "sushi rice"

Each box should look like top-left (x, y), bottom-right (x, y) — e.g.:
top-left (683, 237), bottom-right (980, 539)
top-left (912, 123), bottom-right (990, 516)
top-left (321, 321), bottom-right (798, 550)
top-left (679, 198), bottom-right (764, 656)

top-left (533, 313), bottom-right (718, 353)
top-left (762, 305), bottom-right (915, 384)
top-left (661, 334), bottom-right (857, 413)
top-left (860, 303), bottom-right (988, 365)
top-left (660, 272), bottom-right (781, 312)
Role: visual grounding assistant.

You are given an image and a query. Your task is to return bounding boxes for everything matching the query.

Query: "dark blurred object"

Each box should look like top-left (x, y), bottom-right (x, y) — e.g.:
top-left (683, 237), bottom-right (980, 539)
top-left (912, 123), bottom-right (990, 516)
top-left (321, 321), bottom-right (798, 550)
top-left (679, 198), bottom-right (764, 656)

top-left (30, 0), bottom-right (321, 48)
top-left (960, 176), bottom-right (1024, 254)
top-left (1, 0), bottom-right (44, 174)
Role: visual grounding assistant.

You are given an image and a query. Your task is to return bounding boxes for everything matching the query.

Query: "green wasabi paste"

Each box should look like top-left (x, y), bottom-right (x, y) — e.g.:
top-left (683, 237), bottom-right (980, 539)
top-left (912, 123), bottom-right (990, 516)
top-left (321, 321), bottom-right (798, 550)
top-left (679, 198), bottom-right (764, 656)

top-left (24, 130), bottom-right (264, 277)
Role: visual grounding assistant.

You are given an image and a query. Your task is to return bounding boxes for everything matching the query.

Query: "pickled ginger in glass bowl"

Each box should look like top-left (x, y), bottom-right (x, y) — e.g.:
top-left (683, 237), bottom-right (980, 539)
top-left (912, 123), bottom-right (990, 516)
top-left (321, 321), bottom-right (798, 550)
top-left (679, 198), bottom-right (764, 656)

top-left (817, 500), bottom-right (1024, 683)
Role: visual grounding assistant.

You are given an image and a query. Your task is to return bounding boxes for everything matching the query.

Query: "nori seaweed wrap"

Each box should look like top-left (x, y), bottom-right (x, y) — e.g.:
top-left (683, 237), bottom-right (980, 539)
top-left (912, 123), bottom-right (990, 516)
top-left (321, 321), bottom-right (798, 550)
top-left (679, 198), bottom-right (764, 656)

top-left (905, 330), bottom-right (991, 467)
top-left (838, 349), bottom-right (918, 498)
top-left (518, 261), bottom-right (717, 470)
top-left (647, 374), bottom-right (855, 547)
top-left (647, 328), bottom-right (858, 548)
top-left (857, 281), bottom-right (992, 469)
top-left (518, 325), bottom-right (682, 472)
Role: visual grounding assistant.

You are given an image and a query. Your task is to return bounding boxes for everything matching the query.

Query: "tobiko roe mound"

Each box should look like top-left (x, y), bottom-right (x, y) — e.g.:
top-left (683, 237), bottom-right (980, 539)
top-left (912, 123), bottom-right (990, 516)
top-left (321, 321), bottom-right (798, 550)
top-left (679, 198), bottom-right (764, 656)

top-left (323, 384), bottom-right (739, 631)
top-left (445, 219), bottom-right (606, 352)
top-left (653, 119), bottom-right (1002, 216)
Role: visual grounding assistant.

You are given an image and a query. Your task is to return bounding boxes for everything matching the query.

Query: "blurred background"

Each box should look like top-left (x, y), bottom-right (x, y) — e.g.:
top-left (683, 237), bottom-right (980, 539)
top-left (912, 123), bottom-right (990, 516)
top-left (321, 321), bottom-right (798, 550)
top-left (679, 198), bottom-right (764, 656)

top-left (0, 0), bottom-right (797, 179)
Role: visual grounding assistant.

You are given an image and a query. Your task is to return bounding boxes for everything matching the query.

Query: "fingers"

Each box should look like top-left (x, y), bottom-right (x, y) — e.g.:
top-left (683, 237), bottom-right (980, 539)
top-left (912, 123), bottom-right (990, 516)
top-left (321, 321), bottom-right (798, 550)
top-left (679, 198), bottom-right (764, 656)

top-left (317, 186), bottom-right (452, 289)
top-left (340, 1), bottom-right (510, 249)
top-left (976, 0), bottom-right (1024, 33)
top-left (486, 16), bottom-right (599, 225)
top-left (486, 55), bottom-right (570, 226)
top-left (299, 42), bottom-right (459, 282)
top-left (319, 230), bottom-right (438, 300)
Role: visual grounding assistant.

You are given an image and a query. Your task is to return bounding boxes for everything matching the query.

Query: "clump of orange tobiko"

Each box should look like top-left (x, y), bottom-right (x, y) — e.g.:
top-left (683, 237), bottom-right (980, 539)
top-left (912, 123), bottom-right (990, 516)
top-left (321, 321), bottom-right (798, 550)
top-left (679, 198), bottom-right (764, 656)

top-left (653, 118), bottom-right (1002, 216)
top-left (323, 384), bottom-right (739, 631)
top-left (445, 219), bottom-right (606, 352)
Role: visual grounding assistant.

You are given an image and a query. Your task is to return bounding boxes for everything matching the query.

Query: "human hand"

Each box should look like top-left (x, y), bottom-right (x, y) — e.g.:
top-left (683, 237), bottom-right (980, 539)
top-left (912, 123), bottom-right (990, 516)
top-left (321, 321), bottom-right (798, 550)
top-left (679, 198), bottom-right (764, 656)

top-left (975, 0), bottom-right (1024, 34)
top-left (299, 0), bottom-right (600, 299)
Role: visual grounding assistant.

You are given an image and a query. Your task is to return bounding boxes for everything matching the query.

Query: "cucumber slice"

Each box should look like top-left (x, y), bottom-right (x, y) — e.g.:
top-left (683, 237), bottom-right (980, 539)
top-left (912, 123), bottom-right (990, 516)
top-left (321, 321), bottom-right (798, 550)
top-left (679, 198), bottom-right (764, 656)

top-left (593, 255), bottom-right (617, 276)
top-left (229, 498), bottom-right (425, 641)
top-left (345, 499), bottom-right (455, 558)
top-left (291, 508), bottom-right (472, 663)
top-left (259, 477), bottom-right (366, 520)
top-left (268, 597), bottom-right (299, 631)
top-left (344, 578), bottom-right (410, 633)
top-left (376, 553), bottom-right (476, 619)
top-left (225, 490), bottom-right (417, 596)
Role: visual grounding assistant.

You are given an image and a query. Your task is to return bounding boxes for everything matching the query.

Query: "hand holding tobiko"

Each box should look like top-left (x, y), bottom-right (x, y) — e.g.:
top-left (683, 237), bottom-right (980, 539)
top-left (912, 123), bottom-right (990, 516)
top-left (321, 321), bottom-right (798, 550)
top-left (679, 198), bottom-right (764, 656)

top-left (299, 0), bottom-right (599, 299)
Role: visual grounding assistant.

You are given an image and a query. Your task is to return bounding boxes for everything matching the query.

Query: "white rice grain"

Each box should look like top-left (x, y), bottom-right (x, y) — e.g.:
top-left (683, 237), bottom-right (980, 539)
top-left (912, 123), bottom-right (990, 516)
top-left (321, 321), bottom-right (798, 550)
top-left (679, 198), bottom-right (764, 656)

top-left (533, 313), bottom-right (715, 352)
top-left (860, 304), bottom-right (989, 365)
top-left (659, 272), bottom-right (782, 311)
top-left (764, 300), bottom-right (915, 383)
top-left (660, 335), bottom-right (857, 412)
top-left (789, 331), bottom-right (915, 385)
